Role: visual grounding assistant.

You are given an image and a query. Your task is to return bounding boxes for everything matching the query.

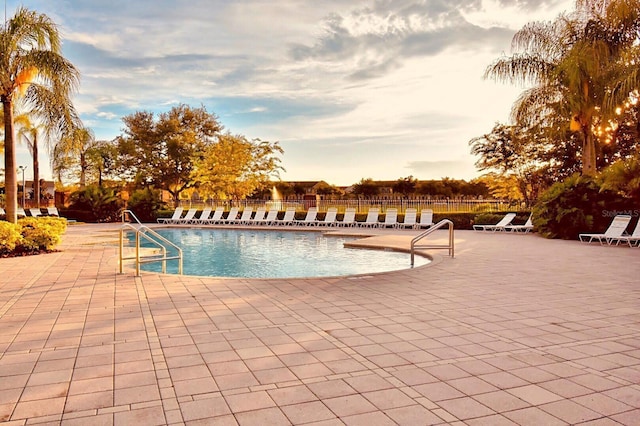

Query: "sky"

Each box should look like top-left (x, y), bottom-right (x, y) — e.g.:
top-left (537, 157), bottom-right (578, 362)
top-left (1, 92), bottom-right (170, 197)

top-left (8, 0), bottom-right (575, 186)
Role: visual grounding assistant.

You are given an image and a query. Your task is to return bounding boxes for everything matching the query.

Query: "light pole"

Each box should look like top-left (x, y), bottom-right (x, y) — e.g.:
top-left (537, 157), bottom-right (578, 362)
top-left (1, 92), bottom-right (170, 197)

top-left (18, 166), bottom-right (27, 208)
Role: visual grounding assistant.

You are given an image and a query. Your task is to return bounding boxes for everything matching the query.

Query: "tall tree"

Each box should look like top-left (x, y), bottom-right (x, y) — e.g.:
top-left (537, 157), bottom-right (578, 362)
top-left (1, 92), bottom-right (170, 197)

top-left (54, 126), bottom-right (96, 187)
top-left (485, 0), bottom-right (640, 177)
top-left (192, 134), bottom-right (284, 200)
top-left (0, 7), bottom-right (80, 222)
top-left (115, 104), bottom-right (222, 205)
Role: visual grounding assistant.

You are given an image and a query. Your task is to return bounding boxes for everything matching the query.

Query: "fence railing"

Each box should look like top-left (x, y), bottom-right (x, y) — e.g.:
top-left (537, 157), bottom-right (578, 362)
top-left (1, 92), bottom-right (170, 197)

top-left (175, 198), bottom-right (518, 214)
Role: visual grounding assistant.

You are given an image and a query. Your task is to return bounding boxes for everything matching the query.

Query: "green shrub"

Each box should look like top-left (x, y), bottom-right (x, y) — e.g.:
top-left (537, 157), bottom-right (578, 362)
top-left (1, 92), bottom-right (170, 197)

top-left (532, 174), bottom-right (628, 240)
top-left (68, 185), bottom-right (124, 222)
top-left (127, 188), bottom-right (166, 222)
top-left (0, 221), bottom-right (22, 255)
top-left (18, 217), bottom-right (67, 252)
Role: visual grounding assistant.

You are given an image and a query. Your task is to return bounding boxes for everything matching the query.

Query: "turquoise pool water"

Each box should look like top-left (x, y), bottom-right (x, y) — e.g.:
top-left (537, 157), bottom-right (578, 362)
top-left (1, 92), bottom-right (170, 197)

top-left (138, 228), bottom-right (429, 278)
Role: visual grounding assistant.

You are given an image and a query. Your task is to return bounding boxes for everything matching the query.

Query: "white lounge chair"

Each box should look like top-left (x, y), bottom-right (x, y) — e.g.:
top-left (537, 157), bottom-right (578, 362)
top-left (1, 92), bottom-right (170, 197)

top-left (313, 207), bottom-right (337, 226)
top-left (29, 208), bottom-right (43, 217)
top-left (295, 207), bottom-right (318, 226)
top-left (158, 207), bottom-right (184, 224)
top-left (260, 209), bottom-right (279, 225)
top-left (191, 207), bottom-right (212, 224)
top-left (416, 209), bottom-right (434, 229)
top-left (360, 207), bottom-right (380, 228)
top-left (233, 207), bottom-right (254, 225)
top-left (397, 208), bottom-right (417, 229)
top-left (219, 207), bottom-right (239, 224)
top-left (47, 206), bottom-right (60, 216)
top-left (612, 219), bottom-right (640, 247)
top-left (246, 207), bottom-right (266, 225)
top-left (207, 206), bottom-right (225, 224)
top-left (16, 207), bottom-right (27, 218)
top-left (176, 208), bottom-right (198, 224)
top-left (579, 215), bottom-right (632, 245)
top-left (380, 208), bottom-right (398, 228)
top-left (337, 208), bottom-right (356, 227)
top-left (276, 207), bottom-right (296, 226)
top-left (0, 207), bottom-right (5, 216)
top-left (505, 214), bottom-right (534, 233)
top-left (473, 212), bottom-right (516, 232)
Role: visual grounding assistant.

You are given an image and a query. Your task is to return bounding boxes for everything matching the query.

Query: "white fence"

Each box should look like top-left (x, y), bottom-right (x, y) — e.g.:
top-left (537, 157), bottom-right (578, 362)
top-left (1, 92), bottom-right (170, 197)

top-left (179, 198), bottom-right (517, 214)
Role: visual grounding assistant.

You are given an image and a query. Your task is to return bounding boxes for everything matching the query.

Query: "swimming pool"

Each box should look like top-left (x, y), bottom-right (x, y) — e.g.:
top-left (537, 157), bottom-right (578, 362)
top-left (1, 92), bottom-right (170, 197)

top-left (138, 228), bottom-right (430, 278)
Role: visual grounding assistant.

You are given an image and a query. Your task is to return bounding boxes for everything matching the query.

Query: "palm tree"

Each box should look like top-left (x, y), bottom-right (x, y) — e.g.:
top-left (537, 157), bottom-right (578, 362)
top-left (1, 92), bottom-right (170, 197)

top-left (54, 125), bottom-right (95, 188)
top-left (1, 7), bottom-right (80, 223)
top-left (15, 112), bottom-right (46, 207)
top-left (484, 0), bottom-right (640, 177)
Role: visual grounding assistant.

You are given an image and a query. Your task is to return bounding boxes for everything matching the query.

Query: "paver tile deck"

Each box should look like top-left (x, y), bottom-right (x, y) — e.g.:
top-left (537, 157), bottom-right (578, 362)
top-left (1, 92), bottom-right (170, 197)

top-left (0, 223), bottom-right (639, 425)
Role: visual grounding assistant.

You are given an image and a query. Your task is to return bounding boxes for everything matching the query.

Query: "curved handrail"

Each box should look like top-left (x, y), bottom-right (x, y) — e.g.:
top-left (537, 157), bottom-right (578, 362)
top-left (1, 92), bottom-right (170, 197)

top-left (120, 210), bottom-right (183, 275)
top-left (411, 219), bottom-right (454, 265)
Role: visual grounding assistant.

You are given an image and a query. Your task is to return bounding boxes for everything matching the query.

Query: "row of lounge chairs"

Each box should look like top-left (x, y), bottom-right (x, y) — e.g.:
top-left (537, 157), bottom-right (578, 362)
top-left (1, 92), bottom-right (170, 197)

top-left (579, 214), bottom-right (640, 247)
top-left (158, 207), bottom-right (435, 229)
top-left (473, 212), bottom-right (534, 233)
top-left (0, 207), bottom-right (61, 218)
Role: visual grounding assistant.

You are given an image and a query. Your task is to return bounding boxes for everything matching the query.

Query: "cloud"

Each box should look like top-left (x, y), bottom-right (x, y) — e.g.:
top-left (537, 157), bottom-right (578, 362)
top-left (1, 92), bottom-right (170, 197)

top-left (5, 0), bottom-right (576, 184)
top-left (406, 160), bottom-right (477, 180)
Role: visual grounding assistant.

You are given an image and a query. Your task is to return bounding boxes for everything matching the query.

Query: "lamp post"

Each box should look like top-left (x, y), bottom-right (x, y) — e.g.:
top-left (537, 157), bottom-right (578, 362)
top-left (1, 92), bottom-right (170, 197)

top-left (18, 166), bottom-right (27, 208)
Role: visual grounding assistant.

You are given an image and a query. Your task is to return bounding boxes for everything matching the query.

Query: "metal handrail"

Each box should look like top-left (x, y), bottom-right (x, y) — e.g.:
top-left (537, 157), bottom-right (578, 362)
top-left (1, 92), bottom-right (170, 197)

top-left (410, 219), bottom-right (454, 265)
top-left (119, 210), bottom-right (183, 276)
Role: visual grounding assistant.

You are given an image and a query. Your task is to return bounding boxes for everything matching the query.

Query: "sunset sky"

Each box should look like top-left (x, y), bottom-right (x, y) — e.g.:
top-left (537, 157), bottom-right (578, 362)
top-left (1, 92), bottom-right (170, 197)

top-left (8, 0), bottom-right (575, 186)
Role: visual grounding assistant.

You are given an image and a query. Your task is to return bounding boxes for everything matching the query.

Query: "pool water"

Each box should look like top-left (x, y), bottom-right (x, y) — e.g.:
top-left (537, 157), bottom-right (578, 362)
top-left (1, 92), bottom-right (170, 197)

top-left (138, 229), bottom-right (429, 278)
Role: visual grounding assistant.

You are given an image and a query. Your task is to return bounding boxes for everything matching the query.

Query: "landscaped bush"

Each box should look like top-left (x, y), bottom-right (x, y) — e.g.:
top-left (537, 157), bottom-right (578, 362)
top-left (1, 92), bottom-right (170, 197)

top-left (127, 188), bottom-right (166, 222)
top-left (0, 221), bottom-right (22, 255)
top-left (18, 217), bottom-right (68, 252)
top-left (432, 212), bottom-right (475, 229)
top-left (532, 174), bottom-right (629, 240)
top-left (0, 217), bottom-right (67, 255)
top-left (68, 185), bottom-right (124, 222)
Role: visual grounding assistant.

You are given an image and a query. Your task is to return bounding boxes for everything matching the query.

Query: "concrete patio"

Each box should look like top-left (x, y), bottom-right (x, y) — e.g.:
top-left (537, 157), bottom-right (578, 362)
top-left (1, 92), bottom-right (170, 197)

top-left (0, 223), bottom-right (639, 425)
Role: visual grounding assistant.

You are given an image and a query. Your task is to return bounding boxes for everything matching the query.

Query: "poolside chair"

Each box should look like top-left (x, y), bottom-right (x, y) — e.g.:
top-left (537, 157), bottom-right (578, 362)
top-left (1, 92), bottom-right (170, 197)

top-left (612, 219), bottom-right (640, 247)
top-left (380, 208), bottom-right (398, 228)
top-left (416, 209), bottom-right (434, 229)
top-left (337, 207), bottom-right (356, 227)
top-left (360, 207), bottom-right (380, 228)
top-left (47, 206), bottom-right (60, 217)
top-left (313, 207), bottom-right (338, 226)
top-left (206, 206), bottom-right (225, 224)
top-left (16, 207), bottom-right (27, 218)
top-left (260, 209), bottom-right (279, 225)
top-left (158, 206), bottom-right (184, 224)
top-left (579, 215), bottom-right (632, 245)
top-left (191, 207), bottom-right (212, 224)
top-left (219, 207), bottom-right (239, 224)
top-left (397, 208), bottom-right (417, 229)
top-left (295, 207), bottom-right (318, 226)
top-left (246, 207), bottom-right (266, 225)
top-left (276, 207), bottom-right (296, 226)
top-left (473, 212), bottom-right (516, 232)
top-left (175, 208), bottom-right (198, 224)
top-left (232, 207), bottom-right (254, 225)
top-left (0, 207), bottom-right (5, 216)
top-left (505, 214), bottom-right (534, 233)
top-left (29, 208), bottom-right (43, 217)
